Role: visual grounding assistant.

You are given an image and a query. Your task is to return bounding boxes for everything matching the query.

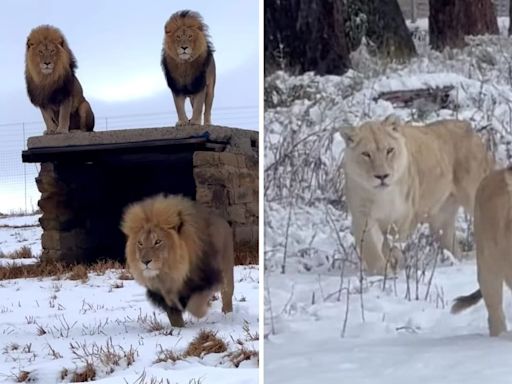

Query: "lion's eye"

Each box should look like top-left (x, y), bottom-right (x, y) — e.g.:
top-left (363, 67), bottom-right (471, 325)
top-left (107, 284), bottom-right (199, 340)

top-left (154, 239), bottom-right (162, 246)
top-left (386, 147), bottom-right (395, 156)
top-left (38, 50), bottom-right (44, 55)
top-left (137, 241), bottom-right (143, 247)
top-left (361, 151), bottom-right (371, 159)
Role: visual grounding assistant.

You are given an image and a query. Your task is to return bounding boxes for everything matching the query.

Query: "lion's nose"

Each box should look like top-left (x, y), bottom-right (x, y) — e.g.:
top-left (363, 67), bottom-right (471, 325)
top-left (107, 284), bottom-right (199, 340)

top-left (374, 174), bottom-right (390, 182)
top-left (181, 46), bottom-right (188, 50)
top-left (43, 61), bottom-right (51, 66)
top-left (142, 259), bottom-right (152, 266)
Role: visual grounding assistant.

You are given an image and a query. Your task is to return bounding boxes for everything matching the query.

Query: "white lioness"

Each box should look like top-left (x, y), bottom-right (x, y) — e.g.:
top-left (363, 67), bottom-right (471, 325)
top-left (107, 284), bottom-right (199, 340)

top-left (451, 167), bottom-right (512, 336)
top-left (341, 116), bottom-right (492, 275)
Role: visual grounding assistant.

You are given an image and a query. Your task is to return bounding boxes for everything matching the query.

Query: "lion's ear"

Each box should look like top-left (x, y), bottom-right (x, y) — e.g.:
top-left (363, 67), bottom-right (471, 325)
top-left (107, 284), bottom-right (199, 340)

top-left (340, 126), bottom-right (356, 147)
top-left (57, 39), bottom-right (64, 48)
top-left (383, 114), bottom-right (401, 132)
top-left (26, 39), bottom-right (33, 50)
top-left (175, 212), bottom-right (184, 233)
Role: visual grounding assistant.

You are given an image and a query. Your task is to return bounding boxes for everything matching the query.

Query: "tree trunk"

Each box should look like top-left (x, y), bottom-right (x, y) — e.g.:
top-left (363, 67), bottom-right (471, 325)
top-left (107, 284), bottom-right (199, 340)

top-left (429, 0), bottom-right (498, 51)
top-left (509, 0), bottom-right (512, 36)
top-left (346, 0), bottom-right (417, 60)
top-left (264, 0), bottom-right (351, 76)
top-left (462, 0), bottom-right (499, 36)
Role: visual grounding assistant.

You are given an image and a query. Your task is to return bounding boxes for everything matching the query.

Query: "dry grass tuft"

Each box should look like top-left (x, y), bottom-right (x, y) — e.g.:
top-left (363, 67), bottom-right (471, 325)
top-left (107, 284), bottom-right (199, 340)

top-left (154, 345), bottom-right (183, 364)
top-left (68, 265), bottom-right (88, 282)
top-left (117, 270), bottom-right (133, 280)
top-left (14, 370), bottom-right (31, 382)
top-left (90, 260), bottom-right (124, 275)
top-left (227, 347), bottom-right (258, 367)
top-left (4, 246), bottom-right (34, 259)
top-left (184, 329), bottom-right (227, 357)
top-left (0, 259), bottom-right (126, 281)
top-left (69, 362), bottom-right (96, 382)
top-left (137, 311), bottom-right (166, 333)
top-left (235, 247), bottom-right (258, 265)
top-left (0, 260), bottom-right (66, 281)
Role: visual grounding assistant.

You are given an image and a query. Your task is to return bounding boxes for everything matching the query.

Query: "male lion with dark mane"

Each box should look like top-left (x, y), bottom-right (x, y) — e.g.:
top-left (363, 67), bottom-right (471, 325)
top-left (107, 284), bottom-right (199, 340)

top-left (25, 25), bottom-right (94, 134)
top-left (121, 194), bottom-right (234, 327)
top-left (161, 10), bottom-right (216, 126)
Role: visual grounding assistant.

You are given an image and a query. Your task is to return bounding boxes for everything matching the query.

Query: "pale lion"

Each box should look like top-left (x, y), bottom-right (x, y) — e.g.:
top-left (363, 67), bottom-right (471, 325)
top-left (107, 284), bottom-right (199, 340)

top-left (121, 194), bottom-right (234, 327)
top-left (451, 167), bottom-right (512, 336)
top-left (25, 25), bottom-right (94, 134)
top-left (161, 10), bottom-right (216, 126)
top-left (341, 116), bottom-right (493, 275)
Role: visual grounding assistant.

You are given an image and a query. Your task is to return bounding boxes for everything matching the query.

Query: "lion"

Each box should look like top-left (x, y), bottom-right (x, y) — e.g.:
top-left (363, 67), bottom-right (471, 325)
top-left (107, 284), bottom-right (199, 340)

top-left (451, 167), bottom-right (512, 336)
top-left (121, 194), bottom-right (234, 327)
top-left (161, 10), bottom-right (216, 127)
top-left (341, 116), bottom-right (493, 275)
top-left (25, 25), bottom-right (94, 134)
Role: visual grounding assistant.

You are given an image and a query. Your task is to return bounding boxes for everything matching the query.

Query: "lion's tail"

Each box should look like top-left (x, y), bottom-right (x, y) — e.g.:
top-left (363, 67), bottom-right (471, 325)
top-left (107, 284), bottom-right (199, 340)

top-left (450, 289), bottom-right (482, 314)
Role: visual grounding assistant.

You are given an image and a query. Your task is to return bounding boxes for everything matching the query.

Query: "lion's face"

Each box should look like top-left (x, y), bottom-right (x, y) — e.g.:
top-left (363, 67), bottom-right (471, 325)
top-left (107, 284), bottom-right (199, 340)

top-left (132, 226), bottom-right (176, 278)
top-left (26, 26), bottom-right (70, 80)
top-left (342, 119), bottom-right (408, 190)
top-left (166, 26), bottom-right (207, 62)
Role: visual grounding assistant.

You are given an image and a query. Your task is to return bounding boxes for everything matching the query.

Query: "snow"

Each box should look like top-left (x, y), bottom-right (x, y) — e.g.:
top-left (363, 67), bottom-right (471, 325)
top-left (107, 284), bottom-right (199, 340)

top-left (265, 19), bottom-right (512, 383)
top-left (266, 262), bottom-right (512, 384)
top-left (0, 215), bottom-right (259, 383)
top-left (0, 214), bottom-right (41, 265)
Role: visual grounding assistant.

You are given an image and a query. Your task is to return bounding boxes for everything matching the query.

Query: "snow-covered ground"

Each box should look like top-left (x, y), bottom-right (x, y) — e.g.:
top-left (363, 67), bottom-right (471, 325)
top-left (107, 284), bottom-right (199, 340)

top-left (0, 215), bottom-right (259, 383)
top-left (0, 213), bottom-right (40, 266)
top-left (265, 19), bottom-right (512, 383)
top-left (265, 263), bottom-right (512, 384)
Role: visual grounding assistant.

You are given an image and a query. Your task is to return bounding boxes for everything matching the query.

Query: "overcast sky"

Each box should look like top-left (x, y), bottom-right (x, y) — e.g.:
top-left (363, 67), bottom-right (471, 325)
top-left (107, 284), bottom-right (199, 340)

top-left (0, 0), bottom-right (260, 212)
top-left (0, 0), bottom-right (259, 129)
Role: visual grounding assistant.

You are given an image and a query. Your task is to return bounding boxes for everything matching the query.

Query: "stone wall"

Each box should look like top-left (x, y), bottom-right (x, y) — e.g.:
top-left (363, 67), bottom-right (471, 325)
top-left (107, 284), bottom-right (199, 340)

top-left (193, 151), bottom-right (259, 249)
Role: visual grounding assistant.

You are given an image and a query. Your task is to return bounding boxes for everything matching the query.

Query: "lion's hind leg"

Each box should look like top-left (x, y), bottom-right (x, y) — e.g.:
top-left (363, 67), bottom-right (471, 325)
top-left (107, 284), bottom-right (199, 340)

top-left (429, 195), bottom-right (461, 259)
top-left (78, 100), bottom-right (95, 132)
top-left (186, 289), bottom-right (215, 319)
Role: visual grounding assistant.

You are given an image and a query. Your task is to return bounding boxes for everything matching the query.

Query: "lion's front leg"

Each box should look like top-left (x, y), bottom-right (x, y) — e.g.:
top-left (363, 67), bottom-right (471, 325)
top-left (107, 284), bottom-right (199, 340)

top-left (353, 218), bottom-right (387, 275)
top-left (172, 94), bottom-right (188, 126)
top-left (41, 108), bottom-right (58, 134)
top-left (165, 306), bottom-right (185, 328)
top-left (56, 98), bottom-right (72, 134)
top-left (189, 89), bottom-right (206, 125)
top-left (204, 77), bottom-right (215, 126)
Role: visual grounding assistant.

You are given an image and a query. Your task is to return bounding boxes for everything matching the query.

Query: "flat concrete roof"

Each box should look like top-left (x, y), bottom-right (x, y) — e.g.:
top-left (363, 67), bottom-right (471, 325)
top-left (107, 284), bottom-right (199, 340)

top-left (23, 125), bottom-right (259, 163)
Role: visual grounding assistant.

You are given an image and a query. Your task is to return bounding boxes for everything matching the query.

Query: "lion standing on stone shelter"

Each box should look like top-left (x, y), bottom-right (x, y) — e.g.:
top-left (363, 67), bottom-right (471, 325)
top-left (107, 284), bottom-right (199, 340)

top-left (161, 10), bottom-right (216, 127)
top-left (121, 194), bottom-right (234, 327)
top-left (25, 25), bottom-right (94, 134)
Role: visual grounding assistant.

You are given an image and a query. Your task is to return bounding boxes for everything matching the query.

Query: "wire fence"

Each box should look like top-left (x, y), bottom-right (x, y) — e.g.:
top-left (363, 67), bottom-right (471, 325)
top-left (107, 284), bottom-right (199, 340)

top-left (0, 106), bottom-right (258, 214)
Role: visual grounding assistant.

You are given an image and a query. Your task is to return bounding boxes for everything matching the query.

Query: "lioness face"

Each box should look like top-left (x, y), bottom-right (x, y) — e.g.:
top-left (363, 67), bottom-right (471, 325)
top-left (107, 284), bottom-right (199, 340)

top-left (135, 227), bottom-right (172, 278)
top-left (342, 121), bottom-right (407, 190)
top-left (27, 40), bottom-right (62, 75)
top-left (168, 26), bottom-right (206, 62)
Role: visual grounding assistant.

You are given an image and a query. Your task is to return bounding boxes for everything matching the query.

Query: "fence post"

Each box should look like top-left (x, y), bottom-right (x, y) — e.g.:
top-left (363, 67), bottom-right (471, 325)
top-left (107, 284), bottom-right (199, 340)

top-left (410, 0), bottom-right (417, 22)
top-left (22, 122), bottom-right (27, 213)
